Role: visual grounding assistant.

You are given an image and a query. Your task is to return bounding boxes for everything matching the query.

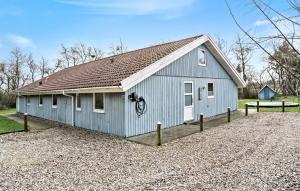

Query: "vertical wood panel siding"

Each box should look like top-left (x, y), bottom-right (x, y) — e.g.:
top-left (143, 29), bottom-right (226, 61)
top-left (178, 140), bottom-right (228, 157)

top-left (74, 93), bottom-right (125, 137)
top-left (18, 95), bottom-right (73, 126)
top-left (125, 45), bottom-right (238, 137)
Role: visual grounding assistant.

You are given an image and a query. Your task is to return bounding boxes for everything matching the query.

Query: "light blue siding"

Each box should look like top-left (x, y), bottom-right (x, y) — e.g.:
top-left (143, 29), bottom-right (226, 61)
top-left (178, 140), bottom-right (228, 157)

top-left (258, 86), bottom-right (275, 100)
top-left (18, 95), bottom-right (73, 126)
top-left (18, 93), bottom-right (126, 136)
top-left (74, 93), bottom-right (125, 136)
top-left (124, 45), bottom-right (238, 137)
top-left (156, 45), bottom-right (231, 79)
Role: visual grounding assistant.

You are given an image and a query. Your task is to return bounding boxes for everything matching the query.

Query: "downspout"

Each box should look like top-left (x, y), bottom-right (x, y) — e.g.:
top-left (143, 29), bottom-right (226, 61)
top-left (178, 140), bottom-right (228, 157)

top-left (62, 91), bottom-right (74, 126)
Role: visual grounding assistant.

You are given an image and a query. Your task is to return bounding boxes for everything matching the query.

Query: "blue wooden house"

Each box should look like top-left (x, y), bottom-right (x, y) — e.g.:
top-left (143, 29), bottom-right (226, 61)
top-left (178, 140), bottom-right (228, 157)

top-left (16, 35), bottom-right (245, 137)
top-left (258, 85), bottom-right (276, 100)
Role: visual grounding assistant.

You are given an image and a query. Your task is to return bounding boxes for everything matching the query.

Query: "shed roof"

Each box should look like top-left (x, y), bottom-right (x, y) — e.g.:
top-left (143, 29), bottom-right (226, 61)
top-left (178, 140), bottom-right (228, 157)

top-left (16, 34), bottom-right (246, 95)
top-left (259, 84), bottom-right (276, 94)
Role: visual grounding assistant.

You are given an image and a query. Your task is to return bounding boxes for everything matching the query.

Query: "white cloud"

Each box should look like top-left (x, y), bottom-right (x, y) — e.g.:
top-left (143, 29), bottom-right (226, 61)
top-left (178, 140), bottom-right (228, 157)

top-left (8, 34), bottom-right (35, 48)
top-left (253, 19), bottom-right (269, 27)
top-left (56, 0), bottom-right (196, 17)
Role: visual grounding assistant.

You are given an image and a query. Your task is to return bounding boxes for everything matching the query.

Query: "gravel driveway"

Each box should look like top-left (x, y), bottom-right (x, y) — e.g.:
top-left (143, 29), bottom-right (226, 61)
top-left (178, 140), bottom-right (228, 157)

top-left (0, 112), bottom-right (299, 190)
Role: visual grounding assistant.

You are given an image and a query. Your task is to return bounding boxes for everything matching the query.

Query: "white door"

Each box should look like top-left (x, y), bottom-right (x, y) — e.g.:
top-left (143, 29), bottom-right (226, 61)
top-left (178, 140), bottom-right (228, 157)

top-left (184, 81), bottom-right (194, 121)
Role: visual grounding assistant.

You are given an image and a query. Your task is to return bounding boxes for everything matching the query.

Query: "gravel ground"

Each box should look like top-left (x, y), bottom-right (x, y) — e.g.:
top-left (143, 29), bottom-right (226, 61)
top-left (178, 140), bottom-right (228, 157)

top-left (0, 112), bottom-right (299, 190)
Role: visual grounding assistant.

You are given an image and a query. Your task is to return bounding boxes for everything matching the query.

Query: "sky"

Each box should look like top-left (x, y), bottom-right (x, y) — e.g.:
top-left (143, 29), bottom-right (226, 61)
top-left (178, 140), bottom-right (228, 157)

top-left (0, 0), bottom-right (296, 70)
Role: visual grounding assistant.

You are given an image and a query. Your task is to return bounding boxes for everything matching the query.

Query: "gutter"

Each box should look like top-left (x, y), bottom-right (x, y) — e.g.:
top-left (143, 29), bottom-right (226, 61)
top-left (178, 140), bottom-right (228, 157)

top-left (15, 86), bottom-right (124, 96)
top-left (62, 91), bottom-right (74, 126)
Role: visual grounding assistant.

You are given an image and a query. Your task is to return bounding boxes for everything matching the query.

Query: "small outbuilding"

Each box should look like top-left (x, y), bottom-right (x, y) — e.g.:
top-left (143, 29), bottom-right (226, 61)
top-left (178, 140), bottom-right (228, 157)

top-left (258, 85), bottom-right (276, 100)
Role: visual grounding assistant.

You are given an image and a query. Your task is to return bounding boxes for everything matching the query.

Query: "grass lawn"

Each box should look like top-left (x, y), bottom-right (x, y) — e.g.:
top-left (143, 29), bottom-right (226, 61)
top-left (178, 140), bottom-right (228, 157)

top-left (0, 115), bottom-right (24, 134)
top-left (238, 96), bottom-right (300, 112)
top-left (0, 108), bottom-right (16, 115)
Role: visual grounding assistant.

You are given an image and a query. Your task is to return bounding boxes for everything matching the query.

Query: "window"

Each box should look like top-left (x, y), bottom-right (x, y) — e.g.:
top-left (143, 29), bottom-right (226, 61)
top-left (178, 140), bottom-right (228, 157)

top-left (26, 96), bottom-right (31, 105)
top-left (198, 48), bottom-right (206, 66)
top-left (208, 83), bottom-right (214, 98)
top-left (184, 82), bottom-right (193, 107)
top-left (93, 93), bottom-right (104, 113)
top-left (39, 95), bottom-right (43, 106)
top-left (76, 94), bottom-right (81, 111)
top-left (52, 94), bottom-right (58, 108)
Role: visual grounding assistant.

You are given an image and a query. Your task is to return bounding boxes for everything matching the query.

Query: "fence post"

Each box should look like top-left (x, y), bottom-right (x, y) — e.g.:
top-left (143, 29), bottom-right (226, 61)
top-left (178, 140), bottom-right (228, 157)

top-left (227, 107), bottom-right (231, 122)
top-left (245, 104), bottom-right (248, 116)
top-left (257, 100), bottom-right (260, 112)
top-left (24, 113), bottom-right (28, 132)
top-left (282, 100), bottom-right (285, 112)
top-left (157, 122), bottom-right (162, 146)
top-left (200, 113), bottom-right (204, 132)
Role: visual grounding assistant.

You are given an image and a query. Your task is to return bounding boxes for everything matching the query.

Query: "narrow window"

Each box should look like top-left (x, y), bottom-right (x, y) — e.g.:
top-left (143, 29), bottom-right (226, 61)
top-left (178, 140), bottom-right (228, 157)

top-left (208, 83), bottom-right (214, 98)
top-left (76, 94), bottom-right (81, 111)
top-left (198, 48), bottom-right (206, 66)
top-left (26, 96), bottom-right (31, 105)
top-left (184, 82), bottom-right (193, 107)
top-left (52, 94), bottom-right (58, 108)
top-left (93, 93), bottom-right (104, 113)
top-left (39, 95), bottom-right (43, 106)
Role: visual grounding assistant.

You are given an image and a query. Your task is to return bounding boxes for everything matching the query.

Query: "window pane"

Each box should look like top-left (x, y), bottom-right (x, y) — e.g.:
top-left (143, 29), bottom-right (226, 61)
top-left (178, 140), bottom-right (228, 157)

top-left (185, 95), bottom-right (192, 106)
top-left (208, 83), bottom-right (213, 91)
top-left (77, 94), bottom-right (81, 108)
top-left (185, 83), bottom-right (192, 93)
top-left (198, 49), bottom-right (206, 65)
top-left (53, 95), bottom-right (57, 106)
top-left (208, 83), bottom-right (214, 96)
top-left (39, 96), bottom-right (43, 105)
top-left (95, 93), bottom-right (104, 110)
top-left (27, 96), bottom-right (30, 103)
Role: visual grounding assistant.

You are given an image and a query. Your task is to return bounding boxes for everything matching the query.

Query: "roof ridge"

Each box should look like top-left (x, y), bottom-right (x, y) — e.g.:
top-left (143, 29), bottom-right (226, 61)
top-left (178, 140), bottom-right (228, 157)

top-left (64, 34), bottom-right (203, 70)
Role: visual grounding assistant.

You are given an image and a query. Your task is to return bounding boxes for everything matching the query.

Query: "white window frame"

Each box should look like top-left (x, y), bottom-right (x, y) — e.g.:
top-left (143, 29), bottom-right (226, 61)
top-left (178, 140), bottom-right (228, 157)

top-left (39, 95), bottom-right (43, 107)
top-left (26, 96), bottom-right (31, 106)
top-left (207, 82), bottom-right (215, 98)
top-left (198, 48), bottom-right (206, 66)
top-left (184, 81), bottom-right (194, 107)
top-left (76, 93), bottom-right (81, 111)
top-left (93, 93), bottom-right (105, 113)
top-left (52, 94), bottom-right (58, 109)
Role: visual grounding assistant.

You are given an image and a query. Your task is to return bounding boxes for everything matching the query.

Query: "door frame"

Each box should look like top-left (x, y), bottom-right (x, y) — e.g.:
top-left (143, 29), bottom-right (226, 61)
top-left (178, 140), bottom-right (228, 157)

top-left (184, 81), bottom-right (194, 121)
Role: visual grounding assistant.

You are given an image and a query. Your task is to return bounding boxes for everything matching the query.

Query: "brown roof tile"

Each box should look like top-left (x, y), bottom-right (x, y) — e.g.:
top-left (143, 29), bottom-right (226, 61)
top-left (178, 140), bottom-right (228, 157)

top-left (18, 35), bottom-right (201, 93)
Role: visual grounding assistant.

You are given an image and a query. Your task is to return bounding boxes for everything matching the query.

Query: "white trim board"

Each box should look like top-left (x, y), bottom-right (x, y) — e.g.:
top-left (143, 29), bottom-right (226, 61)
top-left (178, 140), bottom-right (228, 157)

top-left (121, 34), bottom-right (246, 91)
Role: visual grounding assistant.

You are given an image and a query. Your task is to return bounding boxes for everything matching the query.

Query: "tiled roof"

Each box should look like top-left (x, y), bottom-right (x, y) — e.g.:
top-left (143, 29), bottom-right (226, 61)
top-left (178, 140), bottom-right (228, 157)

top-left (18, 35), bottom-right (201, 93)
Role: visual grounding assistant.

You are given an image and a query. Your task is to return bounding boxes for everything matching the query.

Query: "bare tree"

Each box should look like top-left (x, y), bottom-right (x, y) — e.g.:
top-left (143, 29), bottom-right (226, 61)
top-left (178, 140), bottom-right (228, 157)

top-left (225, 0), bottom-right (300, 81)
top-left (110, 39), bottom-right (127, 55)
top-left (39, 57), bottom-right (51, 78)
top-left (233, 35), bottom-right (253, 82)
top-left (27, 53), bottom-right (38, 82)
top-left (0, 48), bottom-right (29, 93)
top-left (58, 43), bottom-right (104, 68)
top-left (214, 36), bottom-right (233, 59)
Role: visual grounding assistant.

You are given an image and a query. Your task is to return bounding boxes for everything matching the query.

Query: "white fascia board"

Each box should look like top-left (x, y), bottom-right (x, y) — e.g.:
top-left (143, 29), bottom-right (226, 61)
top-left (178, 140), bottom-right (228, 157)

top-left (121, 34), bottom-right (246, 91)
top-left (121, 36), bottom-right (208, 91)
top-left (205, 35), bottom-right (246, 88)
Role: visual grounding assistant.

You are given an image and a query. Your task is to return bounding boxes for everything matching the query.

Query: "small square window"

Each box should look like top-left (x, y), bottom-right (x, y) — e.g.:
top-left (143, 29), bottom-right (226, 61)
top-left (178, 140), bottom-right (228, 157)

top-left (208, 83), bottom-right (214, 98)
top-left (52, 94), bottom-right (58, 108)
top-left (76, 94), bottom-right (81, 111)
top-left (39, 95), bottom-right (43, 106)
top-left (198, 48), bottom-right (206, 66)
top-left (94, 93), bottom-right (104, 113)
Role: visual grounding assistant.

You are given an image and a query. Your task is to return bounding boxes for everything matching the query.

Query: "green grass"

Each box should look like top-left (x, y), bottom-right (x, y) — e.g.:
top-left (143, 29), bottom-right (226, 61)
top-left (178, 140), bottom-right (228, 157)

top-left (238, 96), bottom-right (300, 112)
top-left (0, 108), bottom-right (16, 115)
top-left (0, 115), bottom-right (24, 134)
